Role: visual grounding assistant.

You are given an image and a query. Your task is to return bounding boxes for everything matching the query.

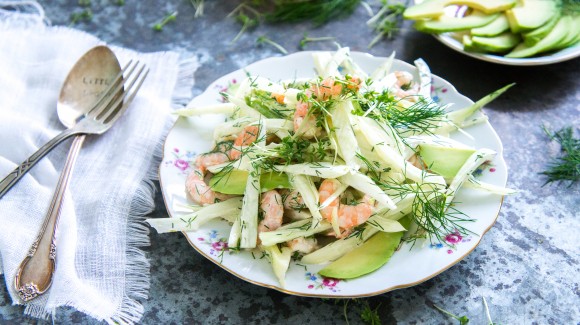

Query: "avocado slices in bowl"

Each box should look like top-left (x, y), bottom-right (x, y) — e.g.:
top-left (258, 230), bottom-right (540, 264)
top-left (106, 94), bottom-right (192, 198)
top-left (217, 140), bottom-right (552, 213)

top-left (404, 0), bottom-right (580, 63)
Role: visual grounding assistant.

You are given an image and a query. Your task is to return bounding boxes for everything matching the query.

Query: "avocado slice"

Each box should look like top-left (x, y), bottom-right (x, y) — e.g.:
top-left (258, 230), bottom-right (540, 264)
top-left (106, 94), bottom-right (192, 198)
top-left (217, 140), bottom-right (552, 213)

top-left (505, 0), bottom-right (560, 33)
top-left (471, 13), bottom-right (510, 37)
top-left (471, 32), bottom-right (521, 53)
top-left (317, 216), bottom-right (412, 279)
top-left (552, 16), bottom-right (580, 50)
top-left (415, 11), bottom-right (501, 33)
top-left (418, 143), bottom-right (476, 180)
top-left (404, 0), bottom-right (516, 20)
top-left (522, 12), bottom-right (561, 46)
top-left (462, 35), bottom-right (486, 52)
top-left (506, 16), bottom-right (571, 58)
top-left (209, 169), bottom-right (291, 195)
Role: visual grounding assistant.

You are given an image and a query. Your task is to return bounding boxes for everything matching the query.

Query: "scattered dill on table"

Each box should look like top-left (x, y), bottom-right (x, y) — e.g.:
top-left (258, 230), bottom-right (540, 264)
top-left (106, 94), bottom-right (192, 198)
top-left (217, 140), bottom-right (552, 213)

top-left (540, 125), bottom-right (580, 186)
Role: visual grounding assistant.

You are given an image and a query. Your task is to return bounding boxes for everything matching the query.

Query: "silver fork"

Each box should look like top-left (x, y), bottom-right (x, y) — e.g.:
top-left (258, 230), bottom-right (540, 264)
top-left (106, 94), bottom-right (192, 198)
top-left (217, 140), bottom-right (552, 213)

top-left (0, 61), bottom-right (148, 199)
top-left (13, 61), bottom-right (149, 302)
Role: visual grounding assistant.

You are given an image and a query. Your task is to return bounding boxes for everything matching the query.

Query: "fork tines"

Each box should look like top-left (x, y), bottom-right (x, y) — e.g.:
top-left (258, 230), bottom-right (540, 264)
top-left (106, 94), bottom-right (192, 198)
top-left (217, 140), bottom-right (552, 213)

top-left (88, 60), bottom-right (149, 123)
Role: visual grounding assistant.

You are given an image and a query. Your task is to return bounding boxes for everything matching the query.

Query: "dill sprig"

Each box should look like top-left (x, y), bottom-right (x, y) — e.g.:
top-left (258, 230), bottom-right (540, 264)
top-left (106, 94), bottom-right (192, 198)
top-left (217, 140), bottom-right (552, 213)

top-left (367, 0), bottom-right (408, 48)
top-left (540, 126), bottom-right (580, 186)
top-left (359, 152), bottom-right (473, 244)
top-left (561, 0), bottom-right (580, 15)
top-left (261, 0), bottom-right (361, 26)
top-left (354, 90), bottom-right (446, 135)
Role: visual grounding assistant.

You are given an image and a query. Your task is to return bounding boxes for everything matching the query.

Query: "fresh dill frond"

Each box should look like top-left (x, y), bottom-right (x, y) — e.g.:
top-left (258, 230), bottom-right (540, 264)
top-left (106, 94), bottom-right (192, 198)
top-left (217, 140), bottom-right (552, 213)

top-left (360, 300), bottom-right (382, 325)
top-left (354, 90), bottom-right (446, 136)
top-left (367, 0), bottom-right (408, 48)
top-left (540, 126), bottom-right (580, 186)
top-left (561, 0), bottom-right (580, 15)
top-left (262, 0), bottom-right (361, 26)
top-left (412, 184), bottom-right (475, 244)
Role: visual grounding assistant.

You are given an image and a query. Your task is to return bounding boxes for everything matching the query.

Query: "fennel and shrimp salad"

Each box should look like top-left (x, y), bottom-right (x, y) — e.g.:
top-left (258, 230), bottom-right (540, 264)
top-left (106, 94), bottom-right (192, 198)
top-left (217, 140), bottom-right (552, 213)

top-left (148, 48), bottom-right (513, 287)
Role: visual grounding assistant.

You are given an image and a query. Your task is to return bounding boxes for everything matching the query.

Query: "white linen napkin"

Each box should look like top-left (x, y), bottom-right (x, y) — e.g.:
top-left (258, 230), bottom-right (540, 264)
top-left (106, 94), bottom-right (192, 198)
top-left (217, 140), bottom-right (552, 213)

top-left (0, 2), bottom-right (195, 323)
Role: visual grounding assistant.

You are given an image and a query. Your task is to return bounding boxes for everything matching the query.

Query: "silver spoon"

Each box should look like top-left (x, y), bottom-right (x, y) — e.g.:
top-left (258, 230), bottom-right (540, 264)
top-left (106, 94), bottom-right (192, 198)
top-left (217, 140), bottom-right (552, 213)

top-left (0, 46), bottom-right (122, 198)
top-left (13, 46), bottom-right (121, 302)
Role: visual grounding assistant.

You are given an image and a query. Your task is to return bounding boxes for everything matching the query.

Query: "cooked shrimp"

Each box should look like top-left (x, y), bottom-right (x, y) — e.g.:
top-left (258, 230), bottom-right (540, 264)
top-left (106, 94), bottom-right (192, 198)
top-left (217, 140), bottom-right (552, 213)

top-left (286, 237), bottom-right (318, 254)
top-left (195, 152), bottom-right (230, 174)
top-left (259, 190), bottom-right (284, 233)
top-left (282, 190), bottom-right (305, 210)
top-left (310, 77), bottom-right (343, 100)
top-left (282, 190), bottom-right (310, 220)
top-left (318, 178), bottom-right (341, 221)
top-left (230, 125), bottom-right (259, 160)
top-left (293, 101), bottom-right (320, 139)
top-left (271, 92), bottom-right (285, 104)
top-left (185, 167), bottom-right (231, 205)
top-left (392, 71), bottom-right (419, 101)
top-left (346, 76), bottom-right (362, 92)
top-left (318, 179), bottom-right (375, 237)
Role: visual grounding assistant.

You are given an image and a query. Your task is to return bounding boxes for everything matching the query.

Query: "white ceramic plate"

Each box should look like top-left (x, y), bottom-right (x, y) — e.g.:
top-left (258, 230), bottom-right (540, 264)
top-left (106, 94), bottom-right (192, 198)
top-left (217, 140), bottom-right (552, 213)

top-left (159, 51), bottom-right (508, 297)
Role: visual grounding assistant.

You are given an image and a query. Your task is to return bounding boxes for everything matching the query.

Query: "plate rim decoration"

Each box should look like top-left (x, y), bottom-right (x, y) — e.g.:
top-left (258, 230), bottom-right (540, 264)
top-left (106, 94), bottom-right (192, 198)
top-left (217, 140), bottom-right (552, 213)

top-left (158, 50), bottom-right (508, 298)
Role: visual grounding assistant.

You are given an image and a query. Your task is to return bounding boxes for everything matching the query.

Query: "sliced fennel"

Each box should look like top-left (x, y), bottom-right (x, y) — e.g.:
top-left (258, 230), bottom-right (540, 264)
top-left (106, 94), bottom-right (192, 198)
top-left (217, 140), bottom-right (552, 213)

top-left (261, 244), bottom-right (292, 288)
top-left (146, 197), bottom-right (242, 233)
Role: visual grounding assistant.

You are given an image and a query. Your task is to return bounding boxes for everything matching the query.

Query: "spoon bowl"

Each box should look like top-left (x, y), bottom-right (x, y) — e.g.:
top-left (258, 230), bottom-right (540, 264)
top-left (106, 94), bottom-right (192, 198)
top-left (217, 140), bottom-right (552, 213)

top-left (58, 46), bottom-right (121, 128)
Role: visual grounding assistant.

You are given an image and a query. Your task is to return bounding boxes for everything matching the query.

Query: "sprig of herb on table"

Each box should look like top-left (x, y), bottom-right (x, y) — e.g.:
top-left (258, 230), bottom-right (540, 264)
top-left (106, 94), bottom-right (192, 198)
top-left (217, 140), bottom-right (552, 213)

top-left (256, 35), bottom-right (288, 54)
top-left (153, 11), bottom-right (178, 31)
top-left (366, 0), bottom-right (408, 48)
top-left (70, 8), bottom-right (93, 25)
top-left (69, 0), bottom-right (124, 25)
top-left (433, 304), bottom-right (470, 324)
top-left (228, 3), bottom-right (261, 42)
top-left (299, 33), bottom-right (336, 50)
top-left (540, 125), bottom-right (580, 186)
top-left (190, 0), bottom-right (204, 18)
top-left (229, 0), bottom-right (361, 42)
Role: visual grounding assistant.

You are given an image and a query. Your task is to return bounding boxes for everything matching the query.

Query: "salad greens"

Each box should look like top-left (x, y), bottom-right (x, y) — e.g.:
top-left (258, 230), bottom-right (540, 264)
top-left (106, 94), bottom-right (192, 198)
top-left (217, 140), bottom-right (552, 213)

top-left (147, 47), bottom-right (512, 286)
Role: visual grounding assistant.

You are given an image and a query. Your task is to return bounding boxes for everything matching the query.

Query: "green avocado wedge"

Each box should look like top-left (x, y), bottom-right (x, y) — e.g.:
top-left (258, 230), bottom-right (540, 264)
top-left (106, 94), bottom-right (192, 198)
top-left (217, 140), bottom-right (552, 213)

top-left (418, 143), bottom-right (476, 180)
top-left (505, 0), bottom-right (560, 33)
top-left (471, 13), bottom-right (510, 37)
top-left (506, 16), bottom-right (571, 58)
top-left (471, 32), bottom-right (521, 53)
top-left (415, 11), bottom-right (500, 33)
top-left (522, 12), bottom-right (561, 46)
top-left (404, 0), bottom-right (516, 20)
top-left (209, 169), bottom-right (291, 195)
top-left (318, 216), bottom-right (412, 279)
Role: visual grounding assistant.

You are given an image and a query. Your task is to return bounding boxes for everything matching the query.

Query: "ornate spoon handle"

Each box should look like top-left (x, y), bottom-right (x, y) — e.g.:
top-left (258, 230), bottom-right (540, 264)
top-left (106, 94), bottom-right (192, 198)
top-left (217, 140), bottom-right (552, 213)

top-left (0, 128), bottom-right (75, 199)
top-left (14, 135), bottom-right (85, 302)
